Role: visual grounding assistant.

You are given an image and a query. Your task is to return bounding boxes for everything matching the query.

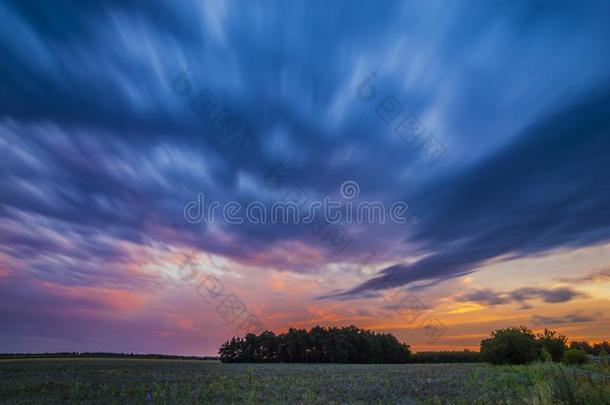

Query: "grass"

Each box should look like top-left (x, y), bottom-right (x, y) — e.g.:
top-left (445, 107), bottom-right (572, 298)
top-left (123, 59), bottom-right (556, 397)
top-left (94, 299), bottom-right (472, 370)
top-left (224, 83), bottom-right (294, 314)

top-left (577, 357), bottom-right (610, 375)
top-left (469, 361), bottom-right (610, 405)
top-left (0, 358), bottom-right (608, 404)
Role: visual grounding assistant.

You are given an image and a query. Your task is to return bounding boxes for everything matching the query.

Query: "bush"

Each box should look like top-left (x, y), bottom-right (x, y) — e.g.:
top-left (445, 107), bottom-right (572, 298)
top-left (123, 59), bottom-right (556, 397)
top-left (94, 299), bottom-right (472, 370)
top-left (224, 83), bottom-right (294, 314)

top-left (474, 362), bottom-right (610, 404)
top-left (570, 340), bottom-right (596, 355)
top-left (562, 348), bottom-right (589, 365)
top-left (593, 341), bottom-right (610, 356)
top-left (528, 362), bottom-right (610, 404)
top-left (540, 347), bottom-right (553, 362)
top-left (529, 362), bottom-right (581, 404)
top-left (481, 326), bottom-right (539, 365)
top-left (599, 349), bottom-right (608, 357)
top-left (537, 329), bottom-right (567, 362)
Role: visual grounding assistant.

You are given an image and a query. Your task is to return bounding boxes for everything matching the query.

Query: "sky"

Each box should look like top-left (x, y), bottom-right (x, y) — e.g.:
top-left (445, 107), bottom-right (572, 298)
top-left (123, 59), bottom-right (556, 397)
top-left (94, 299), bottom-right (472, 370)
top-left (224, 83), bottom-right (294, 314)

top-left (1, 0), bottom-right (610, 356)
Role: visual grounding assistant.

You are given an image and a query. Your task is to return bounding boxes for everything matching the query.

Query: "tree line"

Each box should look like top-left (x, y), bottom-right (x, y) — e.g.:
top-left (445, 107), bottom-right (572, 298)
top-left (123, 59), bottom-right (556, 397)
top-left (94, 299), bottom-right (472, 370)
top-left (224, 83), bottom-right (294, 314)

top-left (480, 326), bottom-right (610, 365)
top-left (0, 352), bottom-right (219, 361)
top-left (220, 325), bottom-right (609, 365)
top-left (568, 340), bottom-right (610, 356)
top-left (218, 326), bottom-right (412, 363)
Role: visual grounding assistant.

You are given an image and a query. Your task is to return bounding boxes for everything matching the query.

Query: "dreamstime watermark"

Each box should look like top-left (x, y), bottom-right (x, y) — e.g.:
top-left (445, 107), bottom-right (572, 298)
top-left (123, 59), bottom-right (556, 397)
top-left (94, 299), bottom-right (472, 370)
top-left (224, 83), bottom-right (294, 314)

top-left (172, 67), bottom-right (262, 162)
top-left (357, 73), bottom-right (447, 165)
top-left (171, 62), bottom-right (354, 256)
top-left (355, 252), bottom-right (447, 344)
top-left (173, 251), bottom-right (268, 336)
top-left (264, 164), bottom-right (355, 255)
top-left (168, 67), bottom-right (438, 341)
top-left (169, 67), bottom-right (268, 335)
top-left (184, 180), bottom-right (418, 226)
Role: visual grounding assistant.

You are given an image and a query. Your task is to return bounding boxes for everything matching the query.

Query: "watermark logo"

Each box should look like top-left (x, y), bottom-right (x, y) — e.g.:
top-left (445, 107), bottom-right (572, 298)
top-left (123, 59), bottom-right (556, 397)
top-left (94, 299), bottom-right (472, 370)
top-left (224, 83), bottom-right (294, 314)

top-left (354, 253), bottom-right (447, 344)
top-left (183, 181), bottom-right (416, 225)
top-left (357, 73), bottom-right (447, 165)
top-left (172, 67), bottom-right (262, 162)
top-left (340, 180), bottom-right (360, 199)
top-left (173, 251), bottom-right (268, 336)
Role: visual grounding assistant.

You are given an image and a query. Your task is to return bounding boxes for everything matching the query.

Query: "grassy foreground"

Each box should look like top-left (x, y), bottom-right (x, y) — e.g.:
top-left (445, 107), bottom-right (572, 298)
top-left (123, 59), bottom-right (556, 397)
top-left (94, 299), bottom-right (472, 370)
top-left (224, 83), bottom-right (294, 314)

top-left (0, 358), bottom-right (608, 404)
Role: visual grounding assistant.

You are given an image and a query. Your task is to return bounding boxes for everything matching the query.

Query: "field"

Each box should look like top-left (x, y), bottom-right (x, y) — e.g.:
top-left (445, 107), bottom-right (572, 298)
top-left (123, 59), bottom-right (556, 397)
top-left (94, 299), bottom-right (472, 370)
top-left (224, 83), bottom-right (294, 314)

top-left (0, 358), bottom-right (608, 404)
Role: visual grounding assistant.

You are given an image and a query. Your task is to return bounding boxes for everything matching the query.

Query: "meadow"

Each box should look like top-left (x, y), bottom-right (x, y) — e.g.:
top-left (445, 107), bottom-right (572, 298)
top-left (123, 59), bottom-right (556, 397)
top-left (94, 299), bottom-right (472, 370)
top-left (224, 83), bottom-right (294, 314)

top-left (1, 358), bottom-right (608, 404)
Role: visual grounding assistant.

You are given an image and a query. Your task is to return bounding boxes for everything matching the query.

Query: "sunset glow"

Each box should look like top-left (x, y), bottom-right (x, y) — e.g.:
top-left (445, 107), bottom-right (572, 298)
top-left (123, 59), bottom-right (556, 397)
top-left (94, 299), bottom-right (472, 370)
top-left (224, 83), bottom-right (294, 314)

top-left (1, 0), bottom-right (610, 356)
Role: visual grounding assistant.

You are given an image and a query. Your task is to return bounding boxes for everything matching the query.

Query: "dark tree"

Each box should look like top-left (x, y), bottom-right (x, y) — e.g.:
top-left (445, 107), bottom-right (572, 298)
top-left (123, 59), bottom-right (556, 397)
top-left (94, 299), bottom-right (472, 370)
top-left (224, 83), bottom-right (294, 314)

top-left (593, 341), bottom-right (610, 356)
top-left (480, 326), bottom-right (539, 365)
top-left (219, 325), bottom-right (411, 363)
top-left (563, 348), bottom-right (589, 365)
top-left (537, 329), bottom-right (567, 362)
top-left (258, 331), bottom-right (278, 362)
top-left (569, 340), bottom-right (596, 355)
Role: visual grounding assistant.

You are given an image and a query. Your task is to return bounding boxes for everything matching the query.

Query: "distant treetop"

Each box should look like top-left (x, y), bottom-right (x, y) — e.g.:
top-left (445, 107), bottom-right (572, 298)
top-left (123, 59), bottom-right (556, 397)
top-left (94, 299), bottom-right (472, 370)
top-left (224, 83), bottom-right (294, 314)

top-left (218, 325), bottom-right (411, 364)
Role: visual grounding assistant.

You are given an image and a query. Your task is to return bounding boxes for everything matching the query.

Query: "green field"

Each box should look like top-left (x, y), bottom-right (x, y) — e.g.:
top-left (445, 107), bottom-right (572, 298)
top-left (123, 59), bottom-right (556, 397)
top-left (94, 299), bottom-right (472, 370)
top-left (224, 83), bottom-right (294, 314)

top-left (0, 358), bottom-right (608, 404)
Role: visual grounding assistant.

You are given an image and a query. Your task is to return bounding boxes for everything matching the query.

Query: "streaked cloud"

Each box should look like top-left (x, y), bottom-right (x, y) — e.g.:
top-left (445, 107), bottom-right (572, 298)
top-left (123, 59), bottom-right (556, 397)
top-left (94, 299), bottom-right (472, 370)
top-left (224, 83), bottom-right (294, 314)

top-left (558, 268), bottom-right (610, 284)
top-left (456, 287), bottom-right (587, 309)
top-left (532, 314), bottom-right (596, 325)
top-left (1, 0), bottom-right (609, 354)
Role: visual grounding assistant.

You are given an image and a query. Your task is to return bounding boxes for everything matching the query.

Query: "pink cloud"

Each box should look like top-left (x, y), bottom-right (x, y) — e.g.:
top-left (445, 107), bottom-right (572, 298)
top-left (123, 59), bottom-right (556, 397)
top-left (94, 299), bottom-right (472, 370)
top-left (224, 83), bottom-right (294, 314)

top-left (39, 281), bottom-right (149, 312)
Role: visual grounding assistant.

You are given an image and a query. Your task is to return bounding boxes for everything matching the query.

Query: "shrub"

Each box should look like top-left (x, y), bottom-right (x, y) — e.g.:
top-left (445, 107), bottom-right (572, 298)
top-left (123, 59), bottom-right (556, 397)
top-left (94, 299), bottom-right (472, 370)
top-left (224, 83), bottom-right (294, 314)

top-left (562, 348), bottom-right (589, 365)
top-left (529, 362), bottom-right (580, 404)
top-left (540, 347), bottom-right (553, 362)
top-left (528, 361), bottom-right (610, 404)
top-left (480, 326), bottom-right (539, 365)
top-left (570, 340), bottom-right (596, 355)
top-left (593, 341), bottom-right (610, 356)
top-left (599, 349), bottom-right (608, 358)
top-left (476, 362), bottom-right (610, 404)
top-left (537, 329), bottom-right (567, 362)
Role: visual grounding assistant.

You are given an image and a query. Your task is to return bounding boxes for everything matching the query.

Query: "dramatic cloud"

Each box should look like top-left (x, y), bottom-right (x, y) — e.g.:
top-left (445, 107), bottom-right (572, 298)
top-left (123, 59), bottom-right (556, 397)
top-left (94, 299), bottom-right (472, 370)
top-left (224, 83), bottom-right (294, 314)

top-left (456, 287), bottom-right (586, 309)
top-left (558, 268), bottom-right (610, 284)
top-left (532, 314), bottom-right (596, 325)
top-left (1, 0), bottom-right (609, 353)
top-left (341, 86), bottom-right (610, 297)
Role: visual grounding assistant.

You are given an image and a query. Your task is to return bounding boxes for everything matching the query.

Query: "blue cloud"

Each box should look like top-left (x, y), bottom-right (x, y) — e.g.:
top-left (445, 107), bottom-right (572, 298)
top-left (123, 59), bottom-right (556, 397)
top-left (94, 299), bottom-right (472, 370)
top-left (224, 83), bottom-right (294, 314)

top-left (1, 0), bottom-right (610, 296)
top-left (340, 86), bottom-right (610, 297)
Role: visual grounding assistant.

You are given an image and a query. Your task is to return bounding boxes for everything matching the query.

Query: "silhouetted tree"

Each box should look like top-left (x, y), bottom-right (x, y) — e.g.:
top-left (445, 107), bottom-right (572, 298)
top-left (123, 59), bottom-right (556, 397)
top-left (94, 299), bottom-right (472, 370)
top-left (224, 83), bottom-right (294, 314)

top-left (480, 326), bottom-right (539, 365)
top-left (258, 331), bottom-right (278, 362)
top-left (537, 329), bottom-right (567, 362)
top-left (569, 340), bottom-right (596, 355)
top-left (593, 341), bottom-right (610, 356)
top-left (219, 325), bottom-right (411, 363)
